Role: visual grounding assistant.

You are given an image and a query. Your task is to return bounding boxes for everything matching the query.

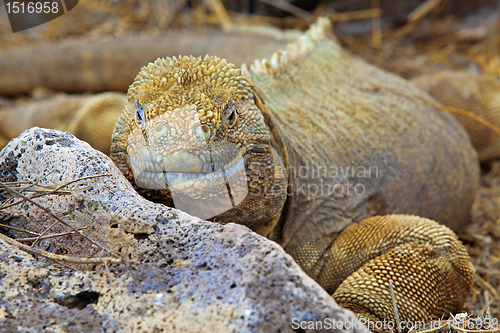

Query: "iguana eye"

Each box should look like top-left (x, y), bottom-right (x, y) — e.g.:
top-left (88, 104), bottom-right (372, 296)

top-left (135, 101), bottom-right (145, 128)
top-left (222, 102), bottom-right (238, 128)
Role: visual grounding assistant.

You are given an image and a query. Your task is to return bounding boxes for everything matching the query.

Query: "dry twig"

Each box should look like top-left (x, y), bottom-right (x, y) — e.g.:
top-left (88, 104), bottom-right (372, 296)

top-left (389, 279), bottom-right (402, 333)
top-left (0, 180), bottom-right (117, 257)
top-left (15, 224), bottom-right (91, 243)
top-left (0, 174), bottom-right (111, 210)
top-left (258, 0), bottom-right (313, 21)
top-left (0, 232), bottom-right (124, 265)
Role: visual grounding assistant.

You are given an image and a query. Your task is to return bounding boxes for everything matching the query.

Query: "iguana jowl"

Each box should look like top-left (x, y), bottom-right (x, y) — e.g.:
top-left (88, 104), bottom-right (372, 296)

top-left (111, 18), bottom-right (478, 326)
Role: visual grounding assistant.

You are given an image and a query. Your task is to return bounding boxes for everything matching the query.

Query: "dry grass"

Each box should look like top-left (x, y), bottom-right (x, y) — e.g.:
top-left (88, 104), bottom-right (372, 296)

top-left (461, 162), bottom-right (500, 322)
top-left (338, 1), bottom-right (500, 80)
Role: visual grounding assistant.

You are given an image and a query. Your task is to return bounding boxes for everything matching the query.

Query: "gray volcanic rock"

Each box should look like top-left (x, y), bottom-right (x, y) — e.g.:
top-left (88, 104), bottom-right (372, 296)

top-left (0, 127), bottom-right (368, 333)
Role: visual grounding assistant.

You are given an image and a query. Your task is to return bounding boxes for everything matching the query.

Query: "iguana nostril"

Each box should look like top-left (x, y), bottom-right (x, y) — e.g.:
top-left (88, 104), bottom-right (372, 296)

top-left (153, 123), bottom-right (169, 140)
top-left (196, 124), bottom-right (211, 141)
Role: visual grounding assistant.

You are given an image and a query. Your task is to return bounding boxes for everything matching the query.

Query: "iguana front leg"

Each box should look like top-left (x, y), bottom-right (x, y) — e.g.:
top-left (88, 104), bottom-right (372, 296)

top-left (325, 215), bottom-right (474, 325)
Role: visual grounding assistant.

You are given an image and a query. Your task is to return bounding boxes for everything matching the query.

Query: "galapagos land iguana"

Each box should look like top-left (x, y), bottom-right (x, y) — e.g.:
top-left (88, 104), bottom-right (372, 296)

top-left (108, 18), bottom-right (479, 326)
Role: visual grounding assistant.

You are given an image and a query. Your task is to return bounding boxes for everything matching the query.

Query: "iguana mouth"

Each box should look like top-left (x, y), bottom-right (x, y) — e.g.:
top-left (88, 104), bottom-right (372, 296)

top-left (129, 147), bottom-right (249, 219)
top-left (129, 149), bottom-right (246, 192)
top-left (129, 147), bottom-right (243, 174)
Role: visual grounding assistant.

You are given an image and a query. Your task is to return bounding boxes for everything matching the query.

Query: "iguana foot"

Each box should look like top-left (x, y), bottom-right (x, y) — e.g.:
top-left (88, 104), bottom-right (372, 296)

top-left (330, 215), bottom-right (474, 330)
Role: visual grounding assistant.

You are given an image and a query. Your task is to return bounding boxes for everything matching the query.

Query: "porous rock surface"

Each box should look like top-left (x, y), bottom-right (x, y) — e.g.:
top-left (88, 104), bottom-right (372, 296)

top-left (0, 127), bottom-right (367, 333)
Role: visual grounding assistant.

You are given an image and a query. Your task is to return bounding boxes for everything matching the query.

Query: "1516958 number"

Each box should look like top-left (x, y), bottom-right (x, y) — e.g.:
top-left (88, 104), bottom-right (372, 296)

top-left (5, 2), bottom-right (59, 14)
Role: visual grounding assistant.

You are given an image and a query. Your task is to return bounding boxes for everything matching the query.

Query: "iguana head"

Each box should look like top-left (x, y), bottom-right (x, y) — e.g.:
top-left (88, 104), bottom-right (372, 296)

top-left (111, 55), bottom-right (288, 235)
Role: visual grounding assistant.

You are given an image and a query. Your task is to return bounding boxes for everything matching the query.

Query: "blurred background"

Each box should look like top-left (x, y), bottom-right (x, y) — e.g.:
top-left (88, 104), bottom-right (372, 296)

top-left (1, 0), bottom-right (499, 79)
